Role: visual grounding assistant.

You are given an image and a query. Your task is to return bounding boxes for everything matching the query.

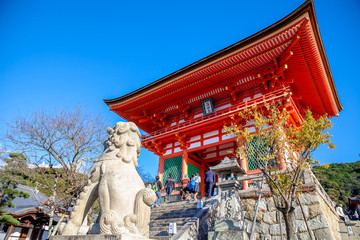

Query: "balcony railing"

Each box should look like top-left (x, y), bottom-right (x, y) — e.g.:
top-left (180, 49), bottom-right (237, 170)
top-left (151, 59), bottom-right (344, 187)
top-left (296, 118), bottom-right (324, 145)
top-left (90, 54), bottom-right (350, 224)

top-left (142, 87), bottom-right (290, 141)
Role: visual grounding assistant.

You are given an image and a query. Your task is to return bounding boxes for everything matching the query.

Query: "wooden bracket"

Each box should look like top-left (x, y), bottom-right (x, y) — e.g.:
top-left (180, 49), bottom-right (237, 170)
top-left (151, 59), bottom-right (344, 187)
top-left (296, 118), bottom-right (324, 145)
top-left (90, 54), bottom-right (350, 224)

top-left (225, 85), bottom-right (240, 102)
top-left (175, 133), bottom-right (189, 150)
top-left (176, 102), bottom-right (191, 119)
top-left (143, 140), bottom-right (164, 155)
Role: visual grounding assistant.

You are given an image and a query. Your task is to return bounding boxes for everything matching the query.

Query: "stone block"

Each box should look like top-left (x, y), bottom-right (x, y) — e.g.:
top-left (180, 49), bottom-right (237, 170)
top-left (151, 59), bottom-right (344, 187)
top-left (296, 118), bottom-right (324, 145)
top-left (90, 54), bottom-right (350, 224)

top-left (296, 232), bottom-right (312, 240)
top-left (298, 193), bottom-right (320, 205)
top-left (246, 209), bottom-right (264, 222)
top-left (255, 221), bottom-right (269, 234)
top-left (308, 214), bottom-right (329, 230)
top-left (308, 203), bottom-right (322, 219)
top-left (208, 230), bottom-right (249, 240)
top-left (269, 224), bottom-right (281, 235)
top-left (313, 228), bottom-right (333, 240)
top-left (258, 199), bottom-right (268, 212)
top-left (244, 210), bottom-right (252, 220)
top-left (260, 233), bottom-right (272, 240)
top-left (272, 236), bottom-right (285, 240)
top-left (294, 220), bottom-right (307, 233)
top-left (263, 211), bottom-right (277, 225)
top-left (295, 205), bottom-right (309, 220)
top-left (266, 197), bottom-right (277, 212)
top-left (242, 198), bottom-right (256, 211)
top-left (214, 220), bottom-right (242, 231)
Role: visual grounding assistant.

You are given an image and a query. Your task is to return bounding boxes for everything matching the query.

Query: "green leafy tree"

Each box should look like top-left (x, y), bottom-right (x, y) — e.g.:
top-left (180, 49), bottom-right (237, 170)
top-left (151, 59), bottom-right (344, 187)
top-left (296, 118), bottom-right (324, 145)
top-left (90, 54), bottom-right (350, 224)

top-left (314, 161), bottom-right (360, 206)
top-left (0, 177), bottom-right (30, 225)
top-left (0, 151), bottom-right (30, 225)
top-left (224, 101), bottom-right (334, 240)
top-left (2, 153), bottom-right (35, 185)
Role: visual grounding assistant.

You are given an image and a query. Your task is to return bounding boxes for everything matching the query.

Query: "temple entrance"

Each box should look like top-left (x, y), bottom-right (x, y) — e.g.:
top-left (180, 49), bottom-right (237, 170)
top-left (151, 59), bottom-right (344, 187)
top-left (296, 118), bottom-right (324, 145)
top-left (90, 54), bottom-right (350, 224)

top-left (161, 140), bottom-right (238, 198)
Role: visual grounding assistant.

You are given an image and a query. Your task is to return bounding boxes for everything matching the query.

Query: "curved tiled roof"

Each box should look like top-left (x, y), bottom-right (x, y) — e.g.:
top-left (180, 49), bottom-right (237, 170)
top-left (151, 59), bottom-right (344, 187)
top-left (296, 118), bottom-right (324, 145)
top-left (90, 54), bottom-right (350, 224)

top-left (104, 0), bottom-right (341, 115)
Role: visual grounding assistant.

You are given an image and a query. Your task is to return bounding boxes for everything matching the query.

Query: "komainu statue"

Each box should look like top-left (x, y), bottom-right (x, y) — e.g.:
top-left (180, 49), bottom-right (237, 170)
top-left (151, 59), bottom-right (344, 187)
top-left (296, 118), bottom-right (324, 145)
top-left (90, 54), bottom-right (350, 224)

top-left (62, 122), bottom-right (156, 238)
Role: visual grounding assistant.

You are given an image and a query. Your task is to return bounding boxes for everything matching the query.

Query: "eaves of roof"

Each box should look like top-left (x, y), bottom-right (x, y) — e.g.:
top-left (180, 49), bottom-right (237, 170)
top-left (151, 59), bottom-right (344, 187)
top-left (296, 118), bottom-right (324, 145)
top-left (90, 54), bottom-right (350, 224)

top-left (103, 0), bottom-right (342, 112)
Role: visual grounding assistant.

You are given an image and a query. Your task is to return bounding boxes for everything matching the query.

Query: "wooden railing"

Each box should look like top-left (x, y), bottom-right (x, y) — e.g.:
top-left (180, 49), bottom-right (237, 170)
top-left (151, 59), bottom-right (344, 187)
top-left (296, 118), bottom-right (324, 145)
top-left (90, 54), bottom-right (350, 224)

top-left (142, 87), bottom-right (290, 141)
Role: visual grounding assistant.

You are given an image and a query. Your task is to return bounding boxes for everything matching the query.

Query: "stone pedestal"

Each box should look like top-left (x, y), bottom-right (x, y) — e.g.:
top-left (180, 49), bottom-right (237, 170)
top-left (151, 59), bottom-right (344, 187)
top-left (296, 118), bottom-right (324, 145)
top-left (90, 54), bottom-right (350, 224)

top-left (208, 157), bottom-right (248, 240)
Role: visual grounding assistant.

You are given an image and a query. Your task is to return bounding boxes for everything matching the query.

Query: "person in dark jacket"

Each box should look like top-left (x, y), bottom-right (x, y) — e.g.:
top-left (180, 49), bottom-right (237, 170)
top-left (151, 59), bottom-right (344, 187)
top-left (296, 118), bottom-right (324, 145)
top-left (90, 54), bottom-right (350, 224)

top-left (204, 169), bottom-right (216, 198)
top-left (164, 173), bottom-right (175, 202)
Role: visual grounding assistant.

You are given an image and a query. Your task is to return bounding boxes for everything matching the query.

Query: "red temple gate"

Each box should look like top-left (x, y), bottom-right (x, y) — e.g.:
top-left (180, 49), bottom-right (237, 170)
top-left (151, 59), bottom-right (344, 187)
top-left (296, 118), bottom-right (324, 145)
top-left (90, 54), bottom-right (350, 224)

top-left (104, 0), bottom-right (342, 198)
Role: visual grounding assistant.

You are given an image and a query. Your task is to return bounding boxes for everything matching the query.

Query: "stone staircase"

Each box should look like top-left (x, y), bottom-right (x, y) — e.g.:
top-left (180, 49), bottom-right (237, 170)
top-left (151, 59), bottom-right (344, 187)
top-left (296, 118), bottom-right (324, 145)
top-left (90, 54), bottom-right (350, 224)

top-left (149, 200), bottom-right (202, 240)
top-left (339, 220), bottom-right (360, 240)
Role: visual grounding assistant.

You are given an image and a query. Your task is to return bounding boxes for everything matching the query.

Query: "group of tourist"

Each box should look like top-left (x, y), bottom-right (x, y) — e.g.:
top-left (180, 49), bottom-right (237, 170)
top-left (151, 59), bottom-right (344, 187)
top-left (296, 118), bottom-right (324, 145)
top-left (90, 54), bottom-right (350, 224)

top-left (180, 172), bottom-right (200, 201)
top-left (151, 170), bottom-right (217, 207)
top-left (180, 170), bottom-right (217, 201)
top-left (335, 204), bottom-right (360, 221)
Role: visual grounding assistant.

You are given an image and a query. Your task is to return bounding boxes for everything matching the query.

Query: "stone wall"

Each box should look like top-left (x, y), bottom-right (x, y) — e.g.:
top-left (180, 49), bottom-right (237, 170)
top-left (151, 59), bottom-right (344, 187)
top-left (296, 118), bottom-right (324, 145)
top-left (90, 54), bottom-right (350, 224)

top-left (239, 185), bottom-right (341, 240)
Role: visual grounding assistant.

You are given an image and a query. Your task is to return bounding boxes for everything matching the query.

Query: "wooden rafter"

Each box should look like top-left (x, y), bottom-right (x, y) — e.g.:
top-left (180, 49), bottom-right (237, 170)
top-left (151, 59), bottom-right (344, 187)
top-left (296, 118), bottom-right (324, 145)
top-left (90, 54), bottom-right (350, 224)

top-left (256, 18), bottom-right (309, 92)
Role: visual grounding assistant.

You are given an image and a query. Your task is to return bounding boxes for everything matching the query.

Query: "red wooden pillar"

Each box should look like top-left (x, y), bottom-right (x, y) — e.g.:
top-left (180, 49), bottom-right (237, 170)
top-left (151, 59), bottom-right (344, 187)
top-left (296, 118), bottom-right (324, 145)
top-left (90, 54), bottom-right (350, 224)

top-left (278, 148), bottom-right (286, 170)
top-left (158, 154), bottom-right (164, 183)
top-left (277, 129), bottom-right (286, 170)
top-left (200, 161), bottom-right (205, 197)
top-left (240, 141), bottom-right (249, 190)
top-left (181, 149), bottom-right (189, 182)
top-left (240, 156), bottom-right (249, 190)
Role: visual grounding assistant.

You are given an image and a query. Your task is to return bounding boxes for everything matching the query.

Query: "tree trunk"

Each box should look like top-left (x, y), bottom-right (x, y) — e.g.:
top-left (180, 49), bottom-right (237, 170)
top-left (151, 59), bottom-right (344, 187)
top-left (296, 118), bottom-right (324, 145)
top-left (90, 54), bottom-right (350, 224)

top-left (50, 213), bottom-right (66, 238)
top-left (281, 208), bottom-right (295, 240)
top-left (47, 175), bottom-right (58, 238)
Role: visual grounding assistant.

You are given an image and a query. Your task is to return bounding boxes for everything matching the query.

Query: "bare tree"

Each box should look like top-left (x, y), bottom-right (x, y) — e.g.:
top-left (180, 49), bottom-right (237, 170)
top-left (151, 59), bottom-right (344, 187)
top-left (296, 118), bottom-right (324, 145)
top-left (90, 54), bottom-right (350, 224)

top-left (3, 107), bottom-right (109, 235)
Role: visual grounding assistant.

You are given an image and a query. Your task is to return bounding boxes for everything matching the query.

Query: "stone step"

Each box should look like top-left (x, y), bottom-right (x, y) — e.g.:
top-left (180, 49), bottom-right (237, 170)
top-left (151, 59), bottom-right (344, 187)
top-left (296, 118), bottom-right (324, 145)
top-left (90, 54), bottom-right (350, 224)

top-left (338, 220), bottom-right (360, 240)
top-left (149, 200), bottom-right (201, 240)
top-left (150, 224), bottom-right (186, 238)
top-left (150, 223), bottom-right (186, 232)
top-left (151, 201), bottom-right (197, 208)
top-left (150, 218), bottom-right (190, 227)
top-left (154, 201), bottom-right (197, 208)
top-left (151, 208), bottom-right (197, 215)
top-left (151, 209), bottom-right (198, 218)
top-left (150, 237), bottom-right (170, 240)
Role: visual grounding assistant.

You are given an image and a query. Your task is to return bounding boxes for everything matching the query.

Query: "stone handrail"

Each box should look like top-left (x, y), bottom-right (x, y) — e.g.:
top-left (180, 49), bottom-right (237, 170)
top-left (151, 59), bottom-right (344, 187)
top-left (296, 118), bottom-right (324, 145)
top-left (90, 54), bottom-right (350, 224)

top-left (170, 196), bottom-right (220, 240)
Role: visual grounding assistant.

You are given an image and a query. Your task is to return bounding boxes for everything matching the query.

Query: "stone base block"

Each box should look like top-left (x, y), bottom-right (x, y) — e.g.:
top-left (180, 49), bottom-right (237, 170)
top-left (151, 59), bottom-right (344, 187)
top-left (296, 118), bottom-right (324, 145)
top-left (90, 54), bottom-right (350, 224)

top-left (214, 220), bottom-right (243, 231)
top-left (52, 235), bottom-right (153, 240)
top-left (208, 230), bottom-right (249, 240)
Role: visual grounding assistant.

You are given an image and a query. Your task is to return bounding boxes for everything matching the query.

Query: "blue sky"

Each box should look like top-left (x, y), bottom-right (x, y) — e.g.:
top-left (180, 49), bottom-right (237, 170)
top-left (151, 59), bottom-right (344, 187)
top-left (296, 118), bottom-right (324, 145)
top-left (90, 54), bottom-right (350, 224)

top-left (0, 0), bottom-right (359, 176)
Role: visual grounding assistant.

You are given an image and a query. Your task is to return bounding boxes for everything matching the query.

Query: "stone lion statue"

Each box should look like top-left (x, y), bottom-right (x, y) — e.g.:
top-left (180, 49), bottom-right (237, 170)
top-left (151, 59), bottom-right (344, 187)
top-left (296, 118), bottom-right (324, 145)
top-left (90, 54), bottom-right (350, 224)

top-left (62, 122), bottom-right (156, 238)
